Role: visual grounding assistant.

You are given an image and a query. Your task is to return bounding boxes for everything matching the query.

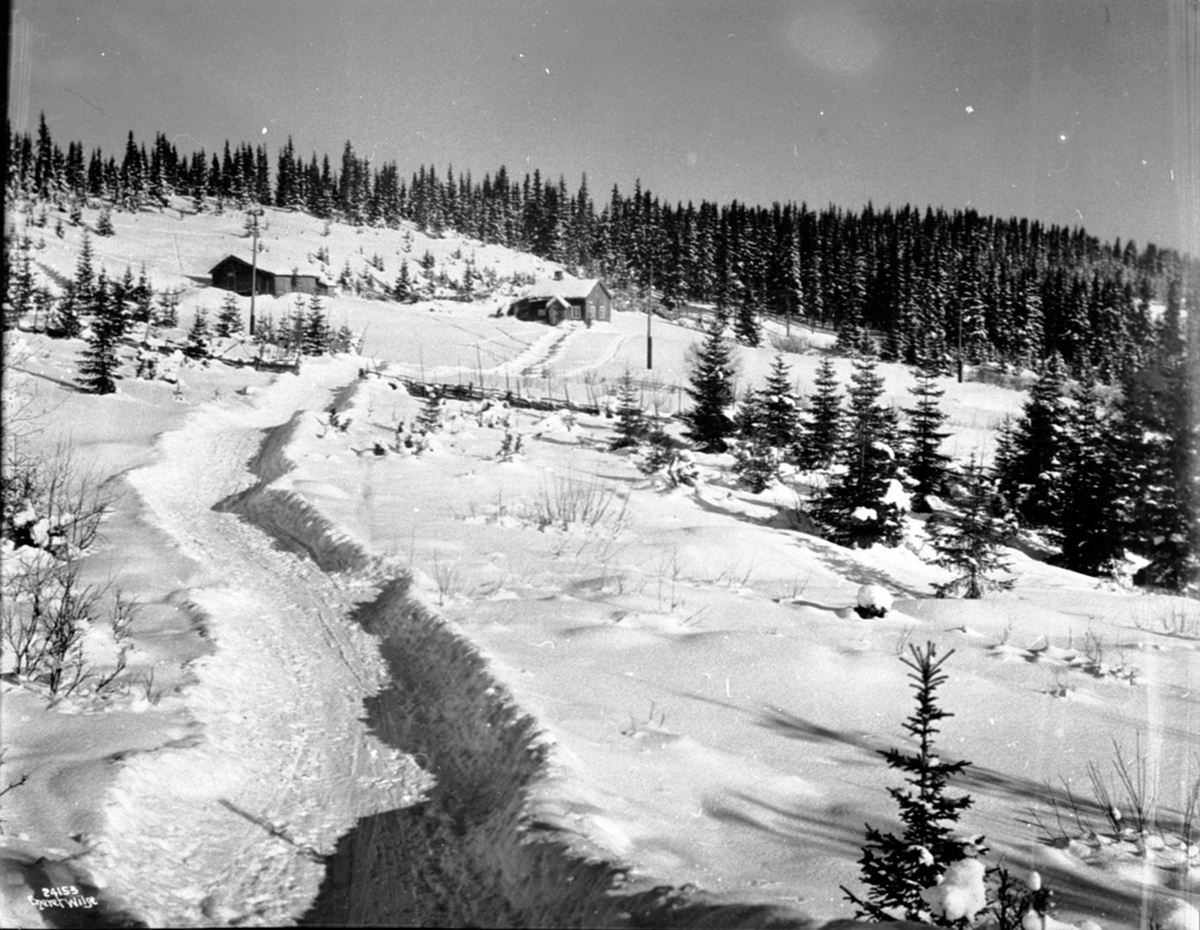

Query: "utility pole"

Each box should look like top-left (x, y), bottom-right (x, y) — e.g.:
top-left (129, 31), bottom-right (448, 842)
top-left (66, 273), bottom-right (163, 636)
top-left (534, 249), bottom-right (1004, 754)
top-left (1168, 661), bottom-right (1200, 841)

top-left (248, 206), bottom-right (262, 337)
top-left (646, 263), bottom-right (654, 370)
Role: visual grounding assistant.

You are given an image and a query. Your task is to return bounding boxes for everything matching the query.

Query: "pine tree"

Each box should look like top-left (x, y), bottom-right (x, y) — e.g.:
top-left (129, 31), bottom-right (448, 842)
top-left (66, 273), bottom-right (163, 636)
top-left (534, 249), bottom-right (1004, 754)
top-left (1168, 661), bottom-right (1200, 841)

top-left (902, 362), bottom-right (952, 512)
top-left (842, 643), bottom-right (977, 924)
top-left (215, 291), bottom-right (244, 338)
top-left (610, 369), bottom-right (647, 451)
top-left (796, 357), bottom-right (843, 470)
top-left (681, 321), bottom-right (738, 452)
top-left (812, 356), bottom-right (906, 548)
top-left (928, 456), bottom-right (1015, 599)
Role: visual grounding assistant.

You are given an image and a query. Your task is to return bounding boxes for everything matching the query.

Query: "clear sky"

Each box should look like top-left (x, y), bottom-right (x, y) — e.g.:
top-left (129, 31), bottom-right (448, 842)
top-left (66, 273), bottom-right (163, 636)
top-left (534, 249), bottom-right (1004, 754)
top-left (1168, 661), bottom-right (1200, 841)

top-left (8, 1), bottom-right (1198, 253)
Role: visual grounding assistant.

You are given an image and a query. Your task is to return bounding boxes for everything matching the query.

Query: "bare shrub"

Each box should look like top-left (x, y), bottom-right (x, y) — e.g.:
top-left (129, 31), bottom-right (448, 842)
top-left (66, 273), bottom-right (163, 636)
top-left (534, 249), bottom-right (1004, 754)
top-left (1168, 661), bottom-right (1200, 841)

top-left (520, 473), bottom-right (629, 533)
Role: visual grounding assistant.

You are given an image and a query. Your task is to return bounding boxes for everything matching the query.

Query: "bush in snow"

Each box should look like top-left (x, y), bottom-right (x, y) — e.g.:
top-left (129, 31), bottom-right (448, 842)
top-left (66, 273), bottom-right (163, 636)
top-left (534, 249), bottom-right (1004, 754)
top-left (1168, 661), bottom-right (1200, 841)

top-left (1, 383), bottom-right (130, 697)
top-left (842, 642), bottom-right (979, 923)
top-left (854, 583), bottom-right (894, 618)
top-left (637, 421), bottom-right (698, 488)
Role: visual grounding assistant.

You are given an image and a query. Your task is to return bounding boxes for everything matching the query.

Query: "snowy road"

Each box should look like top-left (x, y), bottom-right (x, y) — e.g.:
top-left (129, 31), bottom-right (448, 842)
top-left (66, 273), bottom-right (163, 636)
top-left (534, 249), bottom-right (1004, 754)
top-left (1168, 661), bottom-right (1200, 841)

top-left (82, 361), bottom-right (430, 926)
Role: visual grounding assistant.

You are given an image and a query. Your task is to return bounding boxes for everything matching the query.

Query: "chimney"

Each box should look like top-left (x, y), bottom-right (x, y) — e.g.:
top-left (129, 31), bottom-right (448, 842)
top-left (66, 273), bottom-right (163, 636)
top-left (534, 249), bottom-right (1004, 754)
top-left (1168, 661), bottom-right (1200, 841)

top-left (554, 269), bottom-right (564, 281)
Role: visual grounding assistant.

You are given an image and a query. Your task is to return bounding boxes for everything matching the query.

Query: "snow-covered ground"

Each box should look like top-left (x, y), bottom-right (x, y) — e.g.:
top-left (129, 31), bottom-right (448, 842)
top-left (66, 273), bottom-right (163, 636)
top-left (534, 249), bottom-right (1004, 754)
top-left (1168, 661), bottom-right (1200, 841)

top-left (2, 199), bottom-right (1197, 928)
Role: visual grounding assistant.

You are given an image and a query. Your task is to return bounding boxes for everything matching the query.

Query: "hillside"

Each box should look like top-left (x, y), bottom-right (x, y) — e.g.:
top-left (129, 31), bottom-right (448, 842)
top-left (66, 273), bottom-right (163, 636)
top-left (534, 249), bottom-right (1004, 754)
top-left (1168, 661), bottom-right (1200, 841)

top-left (2, 198), bottom-right (1197, 929)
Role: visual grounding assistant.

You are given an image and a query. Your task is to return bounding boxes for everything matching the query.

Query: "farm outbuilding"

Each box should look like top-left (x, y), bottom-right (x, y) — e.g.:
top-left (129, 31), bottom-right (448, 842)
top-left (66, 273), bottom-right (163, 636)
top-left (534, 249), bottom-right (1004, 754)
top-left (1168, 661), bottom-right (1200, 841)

top-left (509, 272), bottom-right (613, 326)
top-left (209, 255), bottom-right (330, 298)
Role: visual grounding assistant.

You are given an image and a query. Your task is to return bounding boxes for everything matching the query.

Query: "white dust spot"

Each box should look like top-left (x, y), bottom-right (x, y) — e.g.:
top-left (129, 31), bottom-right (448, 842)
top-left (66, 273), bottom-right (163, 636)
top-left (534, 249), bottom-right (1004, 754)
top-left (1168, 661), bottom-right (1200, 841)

top-left (261, 127), bottom-right (268, 135)
top-left (965, 106), bottom-right (974, 114)
top-left (1058, 133), bottom-right (1070, 143)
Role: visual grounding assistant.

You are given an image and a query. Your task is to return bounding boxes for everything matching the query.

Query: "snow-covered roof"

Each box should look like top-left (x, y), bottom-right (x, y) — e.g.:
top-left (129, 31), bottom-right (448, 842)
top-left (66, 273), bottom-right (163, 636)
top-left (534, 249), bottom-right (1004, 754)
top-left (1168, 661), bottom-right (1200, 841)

top-left (519, 276), bottom-right (607, 301)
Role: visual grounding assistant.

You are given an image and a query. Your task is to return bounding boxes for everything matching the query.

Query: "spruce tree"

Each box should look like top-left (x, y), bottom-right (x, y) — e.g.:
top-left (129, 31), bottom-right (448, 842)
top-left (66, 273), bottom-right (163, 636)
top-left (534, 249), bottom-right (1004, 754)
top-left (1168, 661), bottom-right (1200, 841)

top-left (843, 643), bottom-right (976, 924)
top-left (1057, 378), bottom-right (1127, 577)
top-left (756, 354), bottom-right (802, 453)
top-left (928, 456), bottom-right (1015, 599)
top-left (302, 295), bottom-right (330, 355)
top-left (154, 288), bottom-right (179, 329)
top-left (610, 369), bottom-right (647, 451)
top-left (1122, 353), bottom-right (1200, 592)
top-left (731, 419), bottom-right (779, 492)
top-left (78, 278), bottom-right (125, 394)
top-left (215, 291), bottom-right (244, 338)
top-left (796, 357), bottom-right (844, 471)
top-left (681, 321), bottom-right (738, 452)
top-left (96, 204), bottom-right (115, 236)
top-left (49, 283), bottom-right (83, 338)
top-left (393, 259), bottom-right (416, 302)
top-left (415, 389), bottom-right (443, 434)
top-left (6, 235), bottom-right (35, 327)
top-left (185, 308), bottom-right (211, 359)
top-left (902, 362), bottom-right (952, 512)
top-left (74, 230), bottom-right (96, 302)
top-left (812, 356), bottom-right (906, 548)
top-left (733, 284), bottom-right (762, 347)
top-left (996, 353), bottom-right (1069, 530)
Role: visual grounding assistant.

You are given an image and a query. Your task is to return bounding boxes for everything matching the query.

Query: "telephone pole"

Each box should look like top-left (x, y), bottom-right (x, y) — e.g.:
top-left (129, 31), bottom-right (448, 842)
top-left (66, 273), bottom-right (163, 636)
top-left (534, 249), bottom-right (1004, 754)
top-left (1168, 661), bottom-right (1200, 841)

top-left (248, 207), bottom-right (262, 337)
top-left (646, 263), bottom-right (654, 370)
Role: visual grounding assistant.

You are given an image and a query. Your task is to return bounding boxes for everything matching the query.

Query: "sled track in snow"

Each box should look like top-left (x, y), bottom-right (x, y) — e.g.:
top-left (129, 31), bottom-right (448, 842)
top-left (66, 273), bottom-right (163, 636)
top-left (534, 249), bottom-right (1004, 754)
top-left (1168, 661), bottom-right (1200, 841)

top-left (222, 379), bottom-right (846, 928)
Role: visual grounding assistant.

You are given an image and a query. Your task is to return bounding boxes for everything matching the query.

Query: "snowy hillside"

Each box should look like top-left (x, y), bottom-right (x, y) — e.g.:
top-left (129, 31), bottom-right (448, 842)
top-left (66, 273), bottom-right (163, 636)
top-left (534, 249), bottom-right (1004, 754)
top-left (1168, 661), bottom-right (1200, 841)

top-left (2, 198), bottom-right (1197, 929)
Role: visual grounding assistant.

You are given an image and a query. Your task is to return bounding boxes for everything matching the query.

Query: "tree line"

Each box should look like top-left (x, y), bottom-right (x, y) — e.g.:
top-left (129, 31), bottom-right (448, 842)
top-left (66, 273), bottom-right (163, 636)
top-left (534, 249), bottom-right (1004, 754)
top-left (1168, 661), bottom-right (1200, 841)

top-left (7, 115), bottom-right (1196, 381)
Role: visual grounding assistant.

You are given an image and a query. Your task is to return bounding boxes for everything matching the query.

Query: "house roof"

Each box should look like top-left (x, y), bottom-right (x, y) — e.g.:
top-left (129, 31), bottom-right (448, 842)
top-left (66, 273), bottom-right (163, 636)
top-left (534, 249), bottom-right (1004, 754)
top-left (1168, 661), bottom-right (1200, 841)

top-left (519, 276), bottom-right (609, 301)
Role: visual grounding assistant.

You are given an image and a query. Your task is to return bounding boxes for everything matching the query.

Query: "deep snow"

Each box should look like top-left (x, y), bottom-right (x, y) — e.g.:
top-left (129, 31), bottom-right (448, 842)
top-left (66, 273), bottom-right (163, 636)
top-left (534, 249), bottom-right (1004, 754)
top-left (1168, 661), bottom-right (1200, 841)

top-left (1, 198), bottom-right (1197, 928)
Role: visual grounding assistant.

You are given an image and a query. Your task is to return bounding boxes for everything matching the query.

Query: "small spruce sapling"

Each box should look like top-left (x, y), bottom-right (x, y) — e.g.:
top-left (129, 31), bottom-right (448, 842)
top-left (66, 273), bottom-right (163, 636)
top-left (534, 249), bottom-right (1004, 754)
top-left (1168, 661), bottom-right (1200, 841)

top-left (610, 369), bottom-right (647, 451)
top-left (842, 642), bottom-right (978, 924)
top-left (416, 390), bottom-right (443, 435)
top-left (215, 291), bottom-right (244, 338)
top-left (928, 456), bottom-right (1015, 599)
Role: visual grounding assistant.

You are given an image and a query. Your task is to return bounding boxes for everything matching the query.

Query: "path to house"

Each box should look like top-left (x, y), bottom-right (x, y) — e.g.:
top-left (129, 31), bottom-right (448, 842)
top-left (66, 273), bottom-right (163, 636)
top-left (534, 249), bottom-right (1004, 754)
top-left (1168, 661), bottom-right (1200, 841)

top-left (80, 359), bottom-right (432, 926)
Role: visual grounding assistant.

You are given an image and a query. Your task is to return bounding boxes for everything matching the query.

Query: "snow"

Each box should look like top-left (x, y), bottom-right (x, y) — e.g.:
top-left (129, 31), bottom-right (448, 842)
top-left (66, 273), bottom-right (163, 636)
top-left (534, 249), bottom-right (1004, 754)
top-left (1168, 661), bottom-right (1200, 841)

top-left (856, 583), bottom-right (895, 615)
top-left (921, 857), bottom-right (988, 923)
top-left (2, 196), bottom-right (1197, 929)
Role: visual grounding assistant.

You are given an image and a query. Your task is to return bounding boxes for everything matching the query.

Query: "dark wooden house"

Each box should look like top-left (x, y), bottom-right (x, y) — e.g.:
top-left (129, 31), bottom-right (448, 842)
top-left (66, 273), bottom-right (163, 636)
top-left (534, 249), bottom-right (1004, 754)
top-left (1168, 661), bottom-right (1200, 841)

top-left (209, 255), bottom-right (330, 298)
top-left (509, 272), bottom-right (613, 325)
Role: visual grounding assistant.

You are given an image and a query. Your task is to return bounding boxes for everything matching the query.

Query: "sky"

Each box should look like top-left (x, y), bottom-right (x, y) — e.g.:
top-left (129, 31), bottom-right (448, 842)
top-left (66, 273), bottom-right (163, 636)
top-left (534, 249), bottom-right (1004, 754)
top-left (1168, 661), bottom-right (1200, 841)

top-left (8, 0), bottom-right (1198, 254)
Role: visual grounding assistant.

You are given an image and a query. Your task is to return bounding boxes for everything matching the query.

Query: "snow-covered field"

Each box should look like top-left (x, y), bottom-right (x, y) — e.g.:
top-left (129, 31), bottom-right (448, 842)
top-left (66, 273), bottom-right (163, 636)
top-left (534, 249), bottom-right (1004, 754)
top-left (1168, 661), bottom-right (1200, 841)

top-left (2, 200), bottom-right (1197, 928)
